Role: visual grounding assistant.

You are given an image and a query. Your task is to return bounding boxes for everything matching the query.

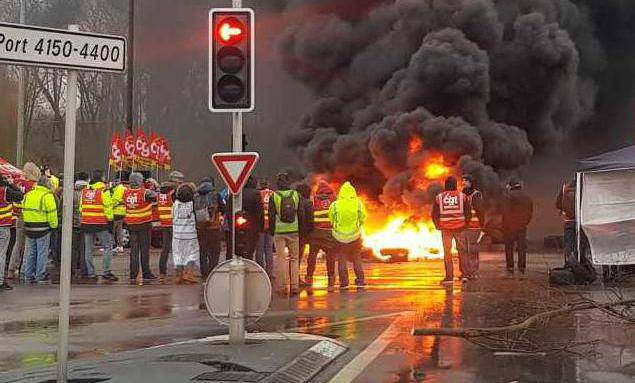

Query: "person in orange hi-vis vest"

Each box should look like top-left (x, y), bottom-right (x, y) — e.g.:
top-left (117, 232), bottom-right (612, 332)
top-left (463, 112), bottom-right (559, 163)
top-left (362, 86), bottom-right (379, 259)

top-left (80, 170), bottom-right (117, 282)
top-left (461, 174), bottom-right (485, 281)
top-left (0, 174), bottom-right (24, 291)
top-left (124, 172), bottom-right (158, 283)
top-left (432, 176), bottom-right (471, 286)
top-left (256, 179), bottom-right (275, 276)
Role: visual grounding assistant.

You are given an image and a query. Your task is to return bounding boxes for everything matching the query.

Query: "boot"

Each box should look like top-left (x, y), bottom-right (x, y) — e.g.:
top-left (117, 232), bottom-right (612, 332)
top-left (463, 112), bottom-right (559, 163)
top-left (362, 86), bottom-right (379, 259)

top-left (182, 268), bottom-right (198, 284)
top-left (175, 267), bottom-right (184, 285)
top-left (159, 273), bottom-right (167, 284)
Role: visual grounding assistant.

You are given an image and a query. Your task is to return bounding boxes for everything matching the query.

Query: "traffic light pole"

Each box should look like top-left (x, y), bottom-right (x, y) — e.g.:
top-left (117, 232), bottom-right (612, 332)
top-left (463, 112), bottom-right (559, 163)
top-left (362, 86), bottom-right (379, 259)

top-left (229, 113), bottom-right (246, 345)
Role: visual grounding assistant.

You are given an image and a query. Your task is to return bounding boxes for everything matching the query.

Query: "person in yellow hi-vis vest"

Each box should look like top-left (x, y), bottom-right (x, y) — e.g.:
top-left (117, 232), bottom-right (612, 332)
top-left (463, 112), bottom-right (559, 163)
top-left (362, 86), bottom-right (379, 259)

top-left (22, 176), bottom-right (58, 284)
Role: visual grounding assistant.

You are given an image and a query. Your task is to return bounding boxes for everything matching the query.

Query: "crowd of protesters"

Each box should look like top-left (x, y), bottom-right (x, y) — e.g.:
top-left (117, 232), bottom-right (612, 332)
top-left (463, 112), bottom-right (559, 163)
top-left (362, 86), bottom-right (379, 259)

top-left (0, 163), bottom-right (369, 295)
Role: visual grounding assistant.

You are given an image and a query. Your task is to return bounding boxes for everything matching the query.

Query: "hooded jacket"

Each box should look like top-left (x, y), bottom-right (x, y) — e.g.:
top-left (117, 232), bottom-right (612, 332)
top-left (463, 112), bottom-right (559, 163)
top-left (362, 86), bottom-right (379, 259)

top-left (328, 182), bottom-right (367, 243)
top-left (313, 181), bottom-right (336, 230)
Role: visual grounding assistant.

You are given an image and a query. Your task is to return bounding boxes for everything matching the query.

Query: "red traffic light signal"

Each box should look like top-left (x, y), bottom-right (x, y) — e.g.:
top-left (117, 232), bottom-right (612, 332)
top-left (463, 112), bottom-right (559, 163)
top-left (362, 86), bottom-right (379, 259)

top-left (209, 8), bottom-right (254, 113)
top-left (216, 17), bottom-right (244, 45)
top-left (235, 210), bottom-right (250, 230)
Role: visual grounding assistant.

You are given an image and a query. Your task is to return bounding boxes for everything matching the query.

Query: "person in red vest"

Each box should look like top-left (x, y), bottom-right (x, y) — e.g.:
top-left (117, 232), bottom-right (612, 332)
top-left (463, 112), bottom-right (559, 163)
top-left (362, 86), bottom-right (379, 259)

top-left (256, 179), bottom-right (274, 275)
top-left (305, 180), bottom-right (338, 291)
top-left (461, 174), bottom-right (484, 281)
top-left (0, 174), bottom-right (24, 291)
top-left (124, 172), bottom-right (158, 283)
top-left (157, 181), bottom-right (176, 283)
top-left (432, 176), bottom-right (471, 286)
top-left (80, 170), bottom-right (117, 282)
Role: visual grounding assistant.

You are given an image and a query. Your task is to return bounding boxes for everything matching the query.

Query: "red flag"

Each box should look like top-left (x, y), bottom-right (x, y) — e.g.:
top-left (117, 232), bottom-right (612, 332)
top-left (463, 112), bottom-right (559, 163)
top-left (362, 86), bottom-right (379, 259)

top-left (134, 128), bottom-right (152, 168)
top-left (109, 133), bottom-right (124, 169)
top-left (124, 130), bottom-right (135, 166)
top-left (149, 132), bottom-right (161, 165)
top-left (159, 137), bottom-right (172, 170)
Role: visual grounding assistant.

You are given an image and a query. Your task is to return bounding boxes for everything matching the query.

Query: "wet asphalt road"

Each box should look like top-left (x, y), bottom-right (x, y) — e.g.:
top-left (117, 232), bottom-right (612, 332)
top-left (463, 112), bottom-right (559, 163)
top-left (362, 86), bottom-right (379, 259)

top-left (1, 249), bottom-right (634, 383)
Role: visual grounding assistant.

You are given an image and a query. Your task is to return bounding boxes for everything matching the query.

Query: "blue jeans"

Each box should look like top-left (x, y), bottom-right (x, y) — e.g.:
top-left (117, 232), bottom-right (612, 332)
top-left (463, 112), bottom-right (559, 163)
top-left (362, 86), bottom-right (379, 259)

top-left (335, 239), bottom-right (365, 287)
top-left (256, 233), bottom-right (274, 275)
top-left (84, 230), bottom-right (113, 277)
top-left (25, 233), bottom-right (50, 282)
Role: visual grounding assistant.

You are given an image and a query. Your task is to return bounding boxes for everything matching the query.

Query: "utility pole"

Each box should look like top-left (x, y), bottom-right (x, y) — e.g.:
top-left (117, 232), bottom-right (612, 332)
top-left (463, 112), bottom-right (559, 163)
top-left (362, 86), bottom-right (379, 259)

top-left (15, 0), bottom-right (25, 166)
top-left (126, 0), bottom-right (134, 132)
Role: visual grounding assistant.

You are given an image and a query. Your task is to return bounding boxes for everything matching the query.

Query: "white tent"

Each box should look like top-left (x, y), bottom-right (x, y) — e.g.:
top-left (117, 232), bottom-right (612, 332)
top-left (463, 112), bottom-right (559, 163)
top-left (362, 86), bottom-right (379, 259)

top-left (577, 146), bottom-right (635, 265)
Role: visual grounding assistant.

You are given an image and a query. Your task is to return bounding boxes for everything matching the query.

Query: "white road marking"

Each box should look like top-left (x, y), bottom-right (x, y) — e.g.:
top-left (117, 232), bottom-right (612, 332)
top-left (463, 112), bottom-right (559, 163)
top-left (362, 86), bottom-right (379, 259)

top-left (328, 314), bottom-right (406, 383)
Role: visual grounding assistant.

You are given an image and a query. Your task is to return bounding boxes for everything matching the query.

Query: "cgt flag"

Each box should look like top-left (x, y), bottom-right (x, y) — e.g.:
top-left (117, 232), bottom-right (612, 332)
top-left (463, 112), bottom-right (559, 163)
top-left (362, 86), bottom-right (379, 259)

top-left (123, 130), bottom-right (135, 167)
top-left (134, 128), bottom-right (154, 168)
top-left (109, 133), bottom-right (125, 170)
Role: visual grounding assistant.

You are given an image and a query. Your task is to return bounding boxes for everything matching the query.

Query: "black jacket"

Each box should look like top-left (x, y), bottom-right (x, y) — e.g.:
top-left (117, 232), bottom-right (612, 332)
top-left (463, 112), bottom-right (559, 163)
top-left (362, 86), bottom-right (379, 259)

top-left (502, 187), bottom-right (533, 233)
top-left (298, 196), bottom-right (314, 238)
top-left (225, 186), bottom-right (263, 234)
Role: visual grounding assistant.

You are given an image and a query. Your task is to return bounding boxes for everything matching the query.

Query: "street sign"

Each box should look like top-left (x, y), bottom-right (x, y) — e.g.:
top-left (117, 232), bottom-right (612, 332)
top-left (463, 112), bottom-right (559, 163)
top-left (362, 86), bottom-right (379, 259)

top-left (211, 152), bottom-right (259, 195)
top-left (204, 259), bottom-right (271, 325)
top-left (0, 22), bottom-right (126, 72)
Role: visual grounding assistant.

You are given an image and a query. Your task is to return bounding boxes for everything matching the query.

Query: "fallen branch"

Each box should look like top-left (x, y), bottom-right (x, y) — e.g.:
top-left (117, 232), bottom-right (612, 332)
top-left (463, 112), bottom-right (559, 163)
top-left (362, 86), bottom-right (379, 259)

top-left (412, 298), bottom-right (635, 338)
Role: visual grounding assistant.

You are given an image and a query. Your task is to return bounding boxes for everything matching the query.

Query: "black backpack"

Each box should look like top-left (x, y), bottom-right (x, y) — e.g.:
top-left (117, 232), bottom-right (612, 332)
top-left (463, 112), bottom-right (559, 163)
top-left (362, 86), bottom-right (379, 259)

top-left (277, 191), bottom-right (297, 223)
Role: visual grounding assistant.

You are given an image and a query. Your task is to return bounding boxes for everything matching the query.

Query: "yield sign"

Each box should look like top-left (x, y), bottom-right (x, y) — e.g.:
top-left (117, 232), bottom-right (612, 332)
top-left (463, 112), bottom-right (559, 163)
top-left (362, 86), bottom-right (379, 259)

top-left (211, 152), bottom-right (259, 195)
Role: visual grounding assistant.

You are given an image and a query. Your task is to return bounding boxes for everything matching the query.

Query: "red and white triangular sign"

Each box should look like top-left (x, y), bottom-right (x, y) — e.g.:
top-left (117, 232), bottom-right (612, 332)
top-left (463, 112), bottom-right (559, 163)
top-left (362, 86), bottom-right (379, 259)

top-left (211, 152), bottom-right (260, 195)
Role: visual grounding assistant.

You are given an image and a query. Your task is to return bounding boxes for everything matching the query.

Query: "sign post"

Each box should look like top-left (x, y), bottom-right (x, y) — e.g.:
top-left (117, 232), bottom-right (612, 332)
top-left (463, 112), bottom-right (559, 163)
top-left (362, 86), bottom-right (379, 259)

top-left (56, 25), bottom-right (79, 383)
top-left (0, 22), bottom-right (126, 383)
top-left (211, 151), bottom-right (259, 345)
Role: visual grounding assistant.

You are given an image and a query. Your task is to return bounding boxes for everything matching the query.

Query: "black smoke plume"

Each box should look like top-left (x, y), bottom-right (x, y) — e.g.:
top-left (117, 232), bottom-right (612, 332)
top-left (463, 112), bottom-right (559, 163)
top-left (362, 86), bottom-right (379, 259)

top-left (279, 0), bottom-right (603, 210)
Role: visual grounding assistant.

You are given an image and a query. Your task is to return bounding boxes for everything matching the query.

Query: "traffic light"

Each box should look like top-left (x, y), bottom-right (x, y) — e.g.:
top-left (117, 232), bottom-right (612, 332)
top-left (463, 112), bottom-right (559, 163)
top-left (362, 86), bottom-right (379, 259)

top-left (209, 8), bottom-right (254, 112)
top-left (234, 210), bottom-right (251, 257)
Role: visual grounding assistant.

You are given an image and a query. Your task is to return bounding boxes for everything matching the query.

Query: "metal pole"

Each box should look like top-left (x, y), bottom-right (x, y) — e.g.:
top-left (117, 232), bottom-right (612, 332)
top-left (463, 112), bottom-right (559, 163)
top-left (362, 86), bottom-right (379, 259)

top-left (229, 110), bottom-right (245, 345)
top-left (57, 24), bottom-right (80, 383)
top-left (15, 0), bottom-right (25, 166)
top-left (125, 0), bottom-right (135, 132)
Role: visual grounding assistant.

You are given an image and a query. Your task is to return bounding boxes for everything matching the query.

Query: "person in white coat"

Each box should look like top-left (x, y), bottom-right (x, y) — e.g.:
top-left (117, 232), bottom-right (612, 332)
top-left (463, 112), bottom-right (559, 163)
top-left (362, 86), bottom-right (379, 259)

top-left (172, 183), bottom-right (200, 284)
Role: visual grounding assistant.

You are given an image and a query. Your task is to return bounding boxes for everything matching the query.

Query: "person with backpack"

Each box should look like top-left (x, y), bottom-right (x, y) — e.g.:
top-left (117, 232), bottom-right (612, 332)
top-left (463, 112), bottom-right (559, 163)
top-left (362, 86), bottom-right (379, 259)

top-left (502, 178), bottom-right (533, 279)
top-left (194, 178), bottom-right (223, 279)
top-left (269, 173), bottom-right (304, 295)
top-left (329, 181), bottom-right (367, 289)
top-left (172, 183), bottom-right (200, 284)
top-left (294, 182), bottom-right (314, 286)
top-left (556, 178), bottom-right (577, 266)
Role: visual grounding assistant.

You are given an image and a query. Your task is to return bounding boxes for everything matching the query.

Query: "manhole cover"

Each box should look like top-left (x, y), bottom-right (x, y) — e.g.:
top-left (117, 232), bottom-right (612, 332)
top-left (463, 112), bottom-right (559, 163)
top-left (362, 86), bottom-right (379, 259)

top-left (192, 371), bottom-right (265, 382)
top-left (265, 341), bottom-right (346, 383)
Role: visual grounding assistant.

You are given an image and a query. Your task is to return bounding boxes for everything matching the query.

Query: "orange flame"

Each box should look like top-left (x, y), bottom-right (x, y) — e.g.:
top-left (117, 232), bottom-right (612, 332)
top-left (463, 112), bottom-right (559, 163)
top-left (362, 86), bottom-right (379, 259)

top-left (362, 214), bottom-right (443, 261)
top-left (409, 136), bottom-right (423, 154)
top-left (423, 155), bottom-right (450, 180)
